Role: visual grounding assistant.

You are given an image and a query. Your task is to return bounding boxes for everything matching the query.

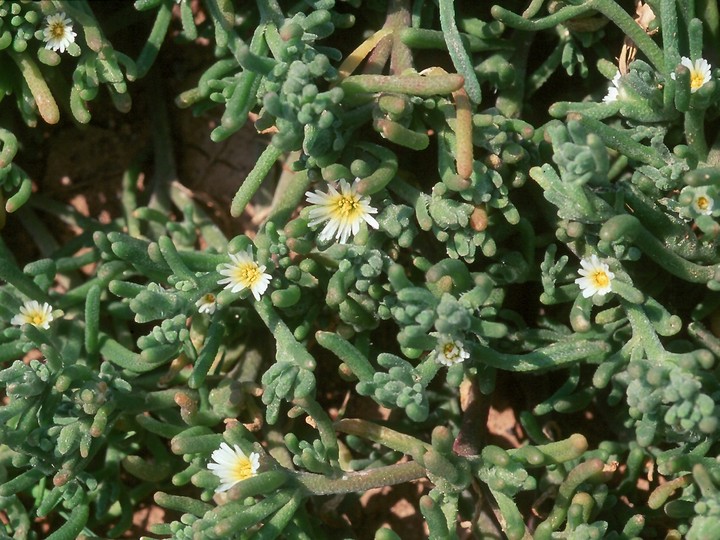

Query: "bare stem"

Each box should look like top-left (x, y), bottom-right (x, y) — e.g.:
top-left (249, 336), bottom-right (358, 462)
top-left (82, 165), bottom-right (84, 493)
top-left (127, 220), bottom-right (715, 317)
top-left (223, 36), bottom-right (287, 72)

top-left (293, 461), bottom-right (426, 495)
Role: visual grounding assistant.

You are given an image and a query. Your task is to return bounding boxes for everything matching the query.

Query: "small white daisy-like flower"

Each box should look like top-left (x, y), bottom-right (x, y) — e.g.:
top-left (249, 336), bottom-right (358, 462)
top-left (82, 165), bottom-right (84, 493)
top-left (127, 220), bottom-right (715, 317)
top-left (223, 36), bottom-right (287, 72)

top-left (42, 13), bottom-right (76, 53)
top-left (217, 246), bottom-right (271, 301)
top-left (207, 442), bottom-right (260, 493)
top-left (672, 57), bottom-right (712, 93)
top-left (603, 72), bottom-right (621, 103)
top-left (305, 178), bottom-right (380, 244)
top-left (691, 188), bottom-right (715, 216)
top-left (434, 335), bottom-right (470, 367)
top-left (575, 254), bottom-right (614, 298)
top-left (11, 301), bottom-right (55, 329)
top-left (195, 293), bottom-right (217, 314)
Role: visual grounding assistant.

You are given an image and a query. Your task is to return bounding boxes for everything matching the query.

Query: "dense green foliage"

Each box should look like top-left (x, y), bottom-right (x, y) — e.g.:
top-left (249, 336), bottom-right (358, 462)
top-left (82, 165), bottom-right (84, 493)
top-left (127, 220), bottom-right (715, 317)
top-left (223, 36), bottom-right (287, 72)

top-left (1, 0), bottom-right (720, 538)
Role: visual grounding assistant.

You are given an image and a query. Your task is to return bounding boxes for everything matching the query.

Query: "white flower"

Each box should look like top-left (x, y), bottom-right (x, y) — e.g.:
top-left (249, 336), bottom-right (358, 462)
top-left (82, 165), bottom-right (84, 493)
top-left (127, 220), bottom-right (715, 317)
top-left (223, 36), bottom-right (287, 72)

top-left (603, 72), bottom-right (621, 103)
top-left (207, 442), bottom-right (260, 493)
top-left (672, 57), bottom-right (712, 93)
top-left (575, 255), bottom-right (614, 298)
top-left (11, 301), bottom-right (55, 329)
top-left (434, 335), bottom-right (470, 367)
top-left (195, 293), bottom-right (217, 314)
top-left (42, 13), bottom-right (76, 53)
top-left (217, 246), bottom-right (271, 301)
top-left (305, 178), bottom-right (380, 244)
top-left (691, 188), bottom-right (715, 215)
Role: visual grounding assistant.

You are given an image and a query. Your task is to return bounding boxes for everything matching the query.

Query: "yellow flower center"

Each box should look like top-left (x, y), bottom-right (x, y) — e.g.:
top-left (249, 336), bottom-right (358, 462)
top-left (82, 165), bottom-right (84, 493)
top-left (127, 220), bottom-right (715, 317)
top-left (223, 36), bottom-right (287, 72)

top-left (231, 456), bottom-right (255, 482)
top-left (690, 71), bottom-right (706, 90)
top-left (443, 343), bottom-right (460, 360)
top-left (203, 293), bottom-right (216, 303)
top-left (696, 196), bottom-right (710, 211)
top-left (50, 22), bottom-right (66, 39)
top-left (31, 313), bottom-right (46, 326)
top-left (332, 195), bottom-right (362, 219)
top-left (590, 270), bottom-right (610, 288)
top-left (233, 262), bottom-right (262, 287)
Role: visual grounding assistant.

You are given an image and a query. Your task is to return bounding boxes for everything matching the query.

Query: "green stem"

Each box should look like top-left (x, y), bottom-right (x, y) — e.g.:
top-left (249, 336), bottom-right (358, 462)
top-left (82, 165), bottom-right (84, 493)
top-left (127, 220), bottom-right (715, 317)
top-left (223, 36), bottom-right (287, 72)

top-left (84, 285), bottom-right (101, 361)
top-left (688, 322), bottom-right (720, 358)
top-left (660, 0), bottom-right (676, 110)
top-left (293, 461), bottom-right (425, 495)
top-left (0, 128), bottom-right (17, 167)
top-left (661, 0), bottom-right (680, 84)
top-left (8, 51), bottom-right (59, 124)
top-left (57, 260), bottom-right (127, 309)
top-left (158, 235), bottom-right (197, 283)
top-left (0, 238), bottom-right (50, 302)
top-left (341, 73), bottom-right (465, 96)
top-left (495, 30), bottom-right (533, 118)
top-left (214, 24), bottom-right (268, 140)
top-left (534, 459), bottom-right (610, 539)
top-left (188, 318), bottom-right (225, 389)
top-left (685, 109), bottom-right (708, 160)
top-left (355, 142), bottom-right (399, 195)
top-left (399, 28), bottom-right (509, 52)
top-left (523, 0), bottom-right (548, 17)
top-left (135, 0), bottom-right (172, 78)
top-left (264, 165), bottom-right (311, 231)
top-left (620, 182), bottom-right (691, 249)
top-left (257, 0), bottom-right (284, 26)
top-left (527, 40), bottom-right (563, 97)
top-left (473, 339), bottom-right (611, 372)
top-left (491, 0), bottom-right (665, 71)
top-left (15, 206), bottom-right (59, 256)
top-left (230, 144), bottom-right (284, 218)
top-left (253, 489), bottom-right (305, 540)
top-left (648, 474), bottom-right (692, 509)
top-left (154, 492), bottom-right (213, 517)
top-left (599, 215), bottom-right (717, 283)
top-left (45, 503), bottom-right (89, 540)
top-left (202, 0), bottom-right (238, 54)
top-left (577, 117), bottom-right (666, 168)
top-left (253, 298), bottom-right (316, 370)
top-left (98, 333), bottom-right (167, 373)
top-left (212, 490), bottom-right (295, 536)
top-left (439, 0), bottom-right (482, 103)
top-left (621, 301), bottom-right (666, 360)
top-left (191, 59), bottom-right (238, 100)
top-left (387, 0), bottom-right (413, 73)
top-left (589, 0), bottom-right (664, 71)
top-left (169, 181), bottom-right (228, 250)
top-left (121, 164), bottom-right (142, 238)
top-left (334, 418), bottom-right (430, 459)
top-left (364, 34), bottom-right (393, 75)
top-left (452, 88), bottom-right (474, 178)
top-left (490, 2), bottom-right (591, 31)
top-left (29, 194), bottom-right (99, 230)
top-left (293, 397), bottom-right (340, 466)
top-left (315, 331), bottom-right (375, 382)
top-left (145, 74), bottom-right (175, 218)
top-left (692, 463), bottom-right (718, 498)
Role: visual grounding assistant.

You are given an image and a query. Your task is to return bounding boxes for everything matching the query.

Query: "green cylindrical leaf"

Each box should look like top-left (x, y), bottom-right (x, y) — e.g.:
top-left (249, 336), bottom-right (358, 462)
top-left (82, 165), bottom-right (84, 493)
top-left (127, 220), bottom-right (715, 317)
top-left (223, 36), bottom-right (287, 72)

top-left (84, 285), bottom-right (101, 358)
top-left (154, 491), bottom-right (213, 516)
top-left (189, 319), bottom-right (225, 389)
top-left (45, 503), bottom-right (89, 540)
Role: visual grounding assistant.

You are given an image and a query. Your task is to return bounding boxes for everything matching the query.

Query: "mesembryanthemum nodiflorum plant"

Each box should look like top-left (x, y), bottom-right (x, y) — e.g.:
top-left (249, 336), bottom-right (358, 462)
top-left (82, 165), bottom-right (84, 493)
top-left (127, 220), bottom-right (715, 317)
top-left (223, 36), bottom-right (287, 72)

top-left (0, 0), bottom-right (720, 538)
